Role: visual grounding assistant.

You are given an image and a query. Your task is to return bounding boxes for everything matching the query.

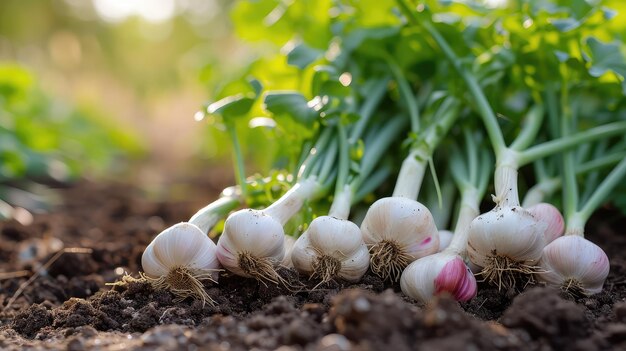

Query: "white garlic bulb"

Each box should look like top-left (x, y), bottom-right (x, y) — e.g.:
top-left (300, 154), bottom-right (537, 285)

top-left (467, 206), bottom-right (547, 289)
top-left (215, 177), bottom-right (319, 283)
top-left (291, 216), bottom-right (369, 283)
top-left (282, 235), bottom-right (296, 268)
top-left (438, 230), bottom-right (454, 252)
top-left (216, 209), bottom-right (285, 282)
top-left (527, 203), bottom-right (564, 244)
top-left (538, 235), bottom-right (610, 295)
top-left (401, 252), bottom-right (477, 303)
top-left (141, 222), bottom-right (220, 305)
top-left (361, 197), bottom-right (439, 281)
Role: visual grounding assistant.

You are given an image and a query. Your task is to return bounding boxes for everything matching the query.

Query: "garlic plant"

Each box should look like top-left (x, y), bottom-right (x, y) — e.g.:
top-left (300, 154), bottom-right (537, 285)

top-left (216, 128), bottom-right (336, 284)
top-left (361, 97), bottom-right (460, 281)
top-left (415, 15), bottom-right (626, 289)
top-left (141, 222), bottom-right (220, 306)
top-left (538, 127), bottom-right (626, 295)
top-left (401, 131), bottom-right (490, 303)
top-left (292, 118), bottom-right (405, 285)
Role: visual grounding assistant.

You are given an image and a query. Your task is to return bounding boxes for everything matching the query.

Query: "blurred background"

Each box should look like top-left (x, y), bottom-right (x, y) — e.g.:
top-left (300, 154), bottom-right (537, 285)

top-left (0, 0), bottom-right (258, 218)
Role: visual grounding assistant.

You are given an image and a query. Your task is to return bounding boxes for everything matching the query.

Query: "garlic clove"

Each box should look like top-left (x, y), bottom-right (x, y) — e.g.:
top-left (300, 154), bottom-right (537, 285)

top-left (527, 203), bottom-right (564, 244)
top-left (467, 206), bottom-right (547, 269)
top-left (216, 209), bottom-right (285, 277)
top-left (438, 230), bottom-right (454, 252)
top-left (538, 235), bottom-right (610, 295)
top-left (141, 222), bottom-right (220, 280)
top-left (361, 197), bottom-right (439, 264)
top-left (401, 252), bottom-right (476, 303)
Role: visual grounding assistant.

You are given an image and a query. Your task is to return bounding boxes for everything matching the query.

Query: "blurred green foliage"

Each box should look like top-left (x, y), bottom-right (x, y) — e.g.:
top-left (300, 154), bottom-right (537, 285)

top-left (0, 63), bottom-right (142, 218)
top-left (199, 0), bottom-right (626, 222)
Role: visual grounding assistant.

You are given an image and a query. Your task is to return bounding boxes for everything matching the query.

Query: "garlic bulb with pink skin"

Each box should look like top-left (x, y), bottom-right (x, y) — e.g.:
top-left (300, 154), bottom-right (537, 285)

top-left (361, 100), bottom-right (461, 281)
top-left (401, 188), bottom-right (479, 303)
top-left (361, 196), bottom-right (440, 281)
top-left (526, 203), bottom-right (565, 244)
top-left (538, 235), bottom-right (609, 295)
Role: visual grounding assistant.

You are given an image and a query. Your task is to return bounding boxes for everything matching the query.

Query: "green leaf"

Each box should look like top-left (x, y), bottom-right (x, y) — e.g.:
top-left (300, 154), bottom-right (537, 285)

top-left (263, 92), bottom-right (319, 126)
top-left (585, 37), bottom-right (626, 94)
top-left (207, 93), bottom-right (256, 121)
top-left (286, 42), bottom-right (323, 69)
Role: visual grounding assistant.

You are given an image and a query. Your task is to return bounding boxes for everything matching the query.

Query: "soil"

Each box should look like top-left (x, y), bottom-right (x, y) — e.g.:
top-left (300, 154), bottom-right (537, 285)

top-left (1, 177), bottom-right (625, 350)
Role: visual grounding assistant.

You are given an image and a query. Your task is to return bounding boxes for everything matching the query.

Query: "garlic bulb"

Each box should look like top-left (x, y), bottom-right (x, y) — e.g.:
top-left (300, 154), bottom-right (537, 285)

top-left (467, 206), bottom-right (547, 289)
top-left (216, 177), bottom-right (319, 283)
top-left (538, 235), bottom-right (609, 295)
top-left (361, 197), bottom-right (439, 281)
top-left (216, 209), bottom-right (285, 282)
top-left (282, 235), bottom-right (296, 268)
top-left (401, 252), bottom-right (476, 302)
top-left (141, 222), bottom-right (220, 305)
top-left (438, 230), bottom-right (454, 252)
top-left (402, 189), bottom-right (480, 303)
top-left (526, 203), bottom-right (564, 244)
top-left (292, 216), bottom-right (369, 284)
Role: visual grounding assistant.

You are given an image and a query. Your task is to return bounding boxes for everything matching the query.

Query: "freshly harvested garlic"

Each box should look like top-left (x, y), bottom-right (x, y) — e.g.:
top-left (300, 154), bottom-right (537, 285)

top-left (216, 209), bottom-right (285, 283)
top-left (401, 252), bottom-right (476, 302)
top-left (216, 177), bottom-right (318, 284)
top-left (402, 190), bottom-right (479, 303)
top-left (467, 206), bottom-right (547, 290)
top-left (361, 197), bottom-right (439, 281)
top-left (538, 235), bottom-right (609, 295)
top-left (291, 215), bottom-right (369, 284)
top-left (141, 222), bottom-right (220, 305)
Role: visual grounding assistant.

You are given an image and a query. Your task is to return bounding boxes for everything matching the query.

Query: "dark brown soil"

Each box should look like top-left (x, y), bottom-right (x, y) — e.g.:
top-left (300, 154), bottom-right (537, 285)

top-left (1, 178), bottom-right (625, 350)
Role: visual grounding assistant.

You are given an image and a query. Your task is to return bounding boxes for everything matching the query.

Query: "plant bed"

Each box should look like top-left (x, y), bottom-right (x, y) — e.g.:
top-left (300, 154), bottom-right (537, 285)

top-left (1, 180), bottom-right (625, 350)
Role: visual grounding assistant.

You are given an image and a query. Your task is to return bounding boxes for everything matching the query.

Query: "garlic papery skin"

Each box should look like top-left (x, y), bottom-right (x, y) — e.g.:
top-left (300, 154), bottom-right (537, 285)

top-left (281, 235), bottom-right (296, 268)
top-left (292, 216), bottom-right (369, 284)
top-left (361, 197), bottom-right (439, 281)
top-left (438, 230), bottom-right (454, 252)
top-left (526, 203), bottom-right (565, 244)
top-left (141, 222), bottom-right (220, 305)
top-left (467, 206), bottom-right (547, 289)
top-left (216, 209), bottom-right (285, 282)
top-left (401, 252), bottom-right (477, 303)
top-left (538, 235), bottom-right (610, 295)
